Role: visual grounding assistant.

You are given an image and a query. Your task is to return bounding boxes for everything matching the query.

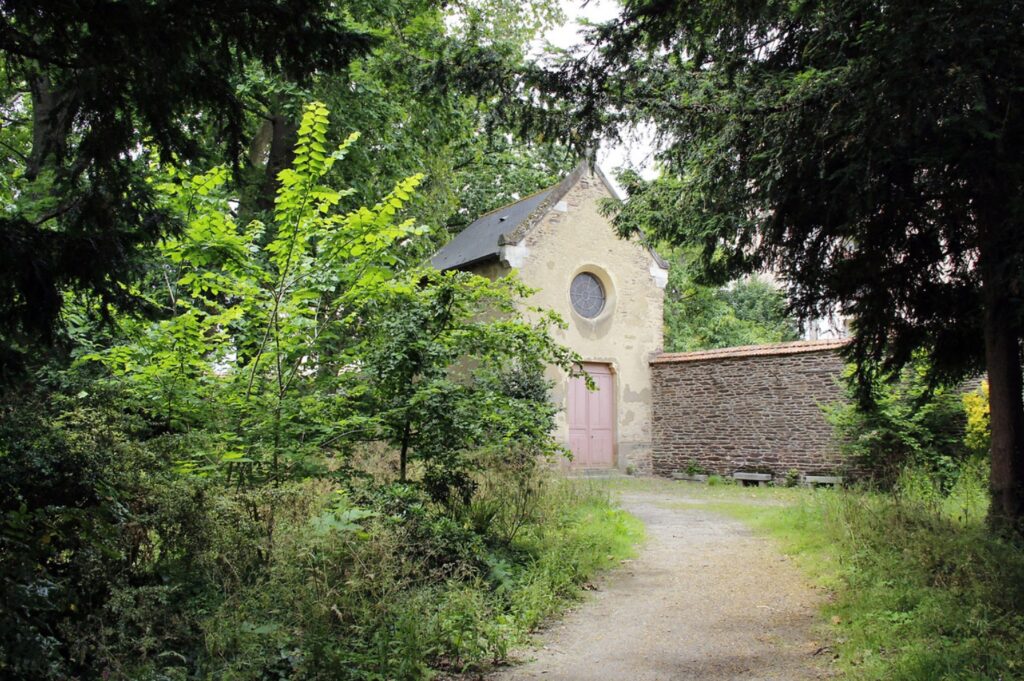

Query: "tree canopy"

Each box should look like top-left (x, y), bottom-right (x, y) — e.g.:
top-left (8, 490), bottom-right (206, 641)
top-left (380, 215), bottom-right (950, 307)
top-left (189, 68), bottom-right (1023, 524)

top-left (0, 0), bottom-right (571, 375)
top-left (542, 0), bottom-right (1024, 527)
top-left (657, 248), bottom-right (798, 352)
top-left (605, 170), bottom-right (799, 352)
top-left (0, 0), bottom-right (373, 360)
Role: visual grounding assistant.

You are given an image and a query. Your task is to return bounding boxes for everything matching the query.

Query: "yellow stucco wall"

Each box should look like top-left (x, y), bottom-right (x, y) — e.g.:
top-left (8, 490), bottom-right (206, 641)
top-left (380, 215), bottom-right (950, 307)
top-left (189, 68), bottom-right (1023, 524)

top-left (470, 170), bottom-right (666, 471)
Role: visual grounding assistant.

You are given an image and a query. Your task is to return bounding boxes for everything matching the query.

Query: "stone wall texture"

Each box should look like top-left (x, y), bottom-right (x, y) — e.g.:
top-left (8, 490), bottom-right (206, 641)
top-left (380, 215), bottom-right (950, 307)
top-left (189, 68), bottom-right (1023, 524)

top-left (650, 341), bottom-right (850, 479)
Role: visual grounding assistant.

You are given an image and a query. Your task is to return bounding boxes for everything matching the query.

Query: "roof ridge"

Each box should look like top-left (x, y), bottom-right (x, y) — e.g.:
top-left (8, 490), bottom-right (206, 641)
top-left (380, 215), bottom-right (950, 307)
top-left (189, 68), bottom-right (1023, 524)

top-left (498, 161), bottom-right (589, 246)
top-left (462, 184), bottom-right (556, 224)
top-left (431, 159), bottom-right (643, 272)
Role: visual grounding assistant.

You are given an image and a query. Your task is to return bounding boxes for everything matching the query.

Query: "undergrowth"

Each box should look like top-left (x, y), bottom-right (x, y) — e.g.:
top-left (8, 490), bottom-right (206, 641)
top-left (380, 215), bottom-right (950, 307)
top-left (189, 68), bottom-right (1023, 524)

top-left (197, 475), bottom-right (641, 680)
top-left (0, 386), bottom-right (641, 681)
top-left (707, 463), bottom-right (1024, 680)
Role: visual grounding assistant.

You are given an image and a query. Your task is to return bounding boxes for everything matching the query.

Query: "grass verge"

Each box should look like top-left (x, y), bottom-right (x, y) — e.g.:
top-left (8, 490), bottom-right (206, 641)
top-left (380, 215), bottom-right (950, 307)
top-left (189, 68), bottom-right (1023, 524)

top-left (200, 477), bottom-right (643, 680)
top-left (663, 465), bottom-right (1024, 680)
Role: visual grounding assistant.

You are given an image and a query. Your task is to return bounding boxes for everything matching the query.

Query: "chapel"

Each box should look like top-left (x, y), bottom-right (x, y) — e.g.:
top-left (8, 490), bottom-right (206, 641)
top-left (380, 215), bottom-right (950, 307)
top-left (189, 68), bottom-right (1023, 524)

top-left (432, 162), bottom-right (668, 472)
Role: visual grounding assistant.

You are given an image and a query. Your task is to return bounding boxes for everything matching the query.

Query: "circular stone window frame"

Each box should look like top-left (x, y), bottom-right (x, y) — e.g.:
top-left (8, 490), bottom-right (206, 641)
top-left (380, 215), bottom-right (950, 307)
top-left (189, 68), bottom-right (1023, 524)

top-left (568, 265), bottom-right (616, 323)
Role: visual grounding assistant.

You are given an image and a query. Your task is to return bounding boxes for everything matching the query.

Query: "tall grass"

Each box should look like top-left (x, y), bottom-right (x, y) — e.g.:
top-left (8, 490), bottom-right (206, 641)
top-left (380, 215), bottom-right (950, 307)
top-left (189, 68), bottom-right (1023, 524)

top-left (198, 475), bottom-right (642, 680)
top-left (726, 463), bottom-right (1024, 680)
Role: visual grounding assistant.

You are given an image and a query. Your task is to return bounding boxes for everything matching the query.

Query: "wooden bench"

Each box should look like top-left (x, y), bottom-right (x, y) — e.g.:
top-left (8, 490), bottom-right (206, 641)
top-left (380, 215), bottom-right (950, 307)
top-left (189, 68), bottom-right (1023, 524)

top-left (732, 472), bottom-right (773, 487)
top-left (802, 475), bottom-right (844, 487)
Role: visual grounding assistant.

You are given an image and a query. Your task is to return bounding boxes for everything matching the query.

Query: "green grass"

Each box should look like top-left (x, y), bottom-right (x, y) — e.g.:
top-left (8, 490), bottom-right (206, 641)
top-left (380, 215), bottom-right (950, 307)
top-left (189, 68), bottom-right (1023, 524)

top-left (506, 480), bottom-right (644, 632)
top-left (198, 476), bottom-right (644, 680)
top-left (601, 471), bottom-right (1024, 680)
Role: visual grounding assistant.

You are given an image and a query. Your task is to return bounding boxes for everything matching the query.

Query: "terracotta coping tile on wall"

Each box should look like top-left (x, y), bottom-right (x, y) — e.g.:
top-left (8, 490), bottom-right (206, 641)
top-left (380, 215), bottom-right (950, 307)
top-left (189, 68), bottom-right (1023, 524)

top-left (650, 339), bottom-right (851, 365)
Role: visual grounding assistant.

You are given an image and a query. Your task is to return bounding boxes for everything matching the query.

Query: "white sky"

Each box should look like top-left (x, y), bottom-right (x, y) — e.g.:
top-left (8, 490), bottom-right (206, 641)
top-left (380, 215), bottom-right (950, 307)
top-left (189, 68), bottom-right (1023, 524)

top-left (541, 0), bottom-right (658, 194)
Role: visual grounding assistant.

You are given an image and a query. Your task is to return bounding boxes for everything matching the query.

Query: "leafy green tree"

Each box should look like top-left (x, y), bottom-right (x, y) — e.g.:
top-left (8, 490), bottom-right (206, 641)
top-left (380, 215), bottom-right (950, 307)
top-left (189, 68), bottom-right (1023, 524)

top-left (0, 1), bottom-right (373, 369)
top-left (542, 0), bottom-right (1024, 527)
top-left (357, 268), bottom-right (578, 489)
top-left (87, 102), bottom-right (426, 485)
top-left (661, 249), bottom-right (798, 352)
top-left (827, 362), bottom-right (973, 489)
top-left (88, 101), bottom-right (578, 492)
top-left (0, 0), bottom-right (569, 378)
top-left (235, 0), bottom-right (571, 242)
top-left (444, 140), bottom-right (575, 234)
top-left (604, 172), bottom-right (798, 351)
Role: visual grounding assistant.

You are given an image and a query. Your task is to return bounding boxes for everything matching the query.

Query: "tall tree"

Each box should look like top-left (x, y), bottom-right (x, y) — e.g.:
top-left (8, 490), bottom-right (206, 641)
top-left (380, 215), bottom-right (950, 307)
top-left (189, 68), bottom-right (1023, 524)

top-left (606, 170), bottom-right (799, 351)
top-left (0, 0), bottom-right (568, 375)
top-left (538, 1), bottom-right (1024, 527)
top-left (662, 256), bottom-right (800, 353)
top-left (0, 0), bottom-right (373, 371)
top-left (234, 0), bottom-right (570, 242)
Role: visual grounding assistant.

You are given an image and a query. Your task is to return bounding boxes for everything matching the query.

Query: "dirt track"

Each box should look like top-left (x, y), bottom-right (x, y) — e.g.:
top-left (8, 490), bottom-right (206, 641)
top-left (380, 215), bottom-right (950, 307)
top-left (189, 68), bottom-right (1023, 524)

top-left (490, 487), bottom-right (829, 681)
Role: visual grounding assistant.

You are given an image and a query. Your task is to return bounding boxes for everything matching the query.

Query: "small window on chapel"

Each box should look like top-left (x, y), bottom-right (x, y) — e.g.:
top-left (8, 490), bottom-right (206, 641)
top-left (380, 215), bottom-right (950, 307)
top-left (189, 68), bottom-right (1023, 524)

top-left (570, 272), bottom-right (606, 318)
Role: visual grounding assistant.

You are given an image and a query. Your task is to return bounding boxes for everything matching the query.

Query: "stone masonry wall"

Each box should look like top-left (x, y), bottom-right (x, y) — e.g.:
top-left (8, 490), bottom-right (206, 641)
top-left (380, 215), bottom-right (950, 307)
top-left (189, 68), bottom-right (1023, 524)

top-left (650, 342), bottom-right (849, 479)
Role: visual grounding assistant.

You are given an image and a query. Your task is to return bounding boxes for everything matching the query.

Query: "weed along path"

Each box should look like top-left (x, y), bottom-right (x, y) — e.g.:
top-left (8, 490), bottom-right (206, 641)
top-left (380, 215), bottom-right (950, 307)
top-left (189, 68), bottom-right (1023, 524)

top-left (491, 484), bottom-right (827, 681)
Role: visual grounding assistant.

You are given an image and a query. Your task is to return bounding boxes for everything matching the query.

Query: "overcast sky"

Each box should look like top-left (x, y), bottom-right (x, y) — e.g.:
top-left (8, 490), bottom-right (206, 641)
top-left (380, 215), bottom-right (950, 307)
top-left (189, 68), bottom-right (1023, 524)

top-left (541, 0), bottom-right (658, 194)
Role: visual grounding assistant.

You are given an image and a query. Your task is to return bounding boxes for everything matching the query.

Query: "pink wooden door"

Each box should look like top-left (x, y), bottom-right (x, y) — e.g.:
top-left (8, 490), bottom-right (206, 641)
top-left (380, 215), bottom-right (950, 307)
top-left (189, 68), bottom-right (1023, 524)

top-left (568, 363), bottom-right (615, 467)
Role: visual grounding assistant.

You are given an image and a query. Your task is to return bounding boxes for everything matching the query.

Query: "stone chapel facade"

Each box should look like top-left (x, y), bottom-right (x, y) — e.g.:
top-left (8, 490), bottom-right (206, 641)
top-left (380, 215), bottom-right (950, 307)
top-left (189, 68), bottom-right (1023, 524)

top-left (432, 163), bottom-right (668, 472)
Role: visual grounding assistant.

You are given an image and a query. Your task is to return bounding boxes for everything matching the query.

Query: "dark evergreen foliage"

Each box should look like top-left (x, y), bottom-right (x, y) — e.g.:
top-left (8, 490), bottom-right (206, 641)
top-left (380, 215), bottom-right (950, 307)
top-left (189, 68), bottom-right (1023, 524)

top-left (538, 0), bottom-right (1024, 525)
top-left (0, 0), bottom-right (373, 363)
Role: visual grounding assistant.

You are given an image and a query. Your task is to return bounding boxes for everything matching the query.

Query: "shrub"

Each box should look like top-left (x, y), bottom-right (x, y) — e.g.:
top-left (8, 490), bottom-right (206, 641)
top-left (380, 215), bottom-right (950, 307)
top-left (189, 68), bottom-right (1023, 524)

top-left (1, 376), bottom-right (637, 681)
top-left (827, 362), bottom-right (976, 487)
top-left (962, 381), bottom-right (990, 457)
top-left (684, 458), bottom-right (706, 476)
top-left (0, 384), bottom-right (250, 679)
top-left (194, 466), bottom-right (640, 680)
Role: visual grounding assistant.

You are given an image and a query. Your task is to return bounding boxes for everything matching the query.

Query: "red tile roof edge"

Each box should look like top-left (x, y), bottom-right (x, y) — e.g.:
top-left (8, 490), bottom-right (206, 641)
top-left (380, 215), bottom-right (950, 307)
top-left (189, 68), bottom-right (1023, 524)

top-left (650, 338), bottom-right (851, 364)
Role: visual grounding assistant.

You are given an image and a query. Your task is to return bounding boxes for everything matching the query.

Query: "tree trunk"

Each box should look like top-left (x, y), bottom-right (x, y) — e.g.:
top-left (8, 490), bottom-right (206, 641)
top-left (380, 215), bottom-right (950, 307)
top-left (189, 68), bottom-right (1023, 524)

top-left (255, 113), bottom-right (298, 213)
top-left (26, 73), bottom-right (75, 180)
top-left (983, 283), bottom-right (1024, 531)
top-left (399, 419), bottom-right (411, 482)
top-left (247, 118), bottom-right (274, 168)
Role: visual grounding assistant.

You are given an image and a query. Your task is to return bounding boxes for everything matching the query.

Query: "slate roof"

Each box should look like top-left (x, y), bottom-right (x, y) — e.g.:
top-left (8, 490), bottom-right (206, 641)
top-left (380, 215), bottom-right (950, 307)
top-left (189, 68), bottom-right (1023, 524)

top-left (650, 339), bottom-right (850, 364)
top-left (430, 161), bottom-right (668, 271)
top-left (430, 186), bottom-right (557, 271)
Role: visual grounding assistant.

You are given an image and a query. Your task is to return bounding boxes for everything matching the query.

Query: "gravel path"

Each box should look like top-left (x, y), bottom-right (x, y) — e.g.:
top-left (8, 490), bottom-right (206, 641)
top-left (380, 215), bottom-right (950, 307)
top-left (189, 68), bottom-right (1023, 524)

top-left (491, 488), bottom-right (828, 681)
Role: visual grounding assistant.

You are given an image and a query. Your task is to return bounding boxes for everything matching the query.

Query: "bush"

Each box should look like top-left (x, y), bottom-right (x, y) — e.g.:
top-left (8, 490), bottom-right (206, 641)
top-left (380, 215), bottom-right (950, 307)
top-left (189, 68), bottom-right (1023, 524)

top-left (747, 460), bottom-right (1021, 681)
top-left (827, 363), bottom-right (980, 488)
top-left (194, 464), bottom-right (640, 680)
top-left (0, 383), bottom-right (637, 681)
top-left (962, 381), bottom-right (990, 457)
top-left (0, 384), bottom-right (262, 680)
